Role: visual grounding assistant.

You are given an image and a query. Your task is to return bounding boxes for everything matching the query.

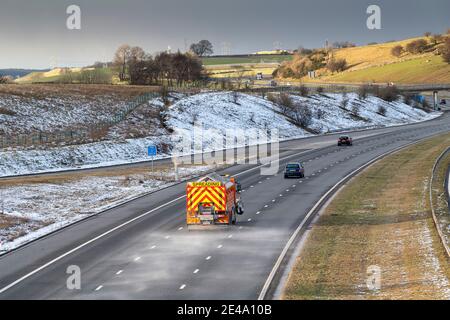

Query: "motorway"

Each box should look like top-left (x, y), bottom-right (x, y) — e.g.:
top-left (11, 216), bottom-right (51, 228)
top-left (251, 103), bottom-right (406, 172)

top-left (1, 112), bottom-right (450, 300)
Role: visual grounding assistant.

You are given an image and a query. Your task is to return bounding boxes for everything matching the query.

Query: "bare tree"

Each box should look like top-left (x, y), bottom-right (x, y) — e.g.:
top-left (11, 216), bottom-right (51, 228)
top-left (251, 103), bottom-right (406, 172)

top-left (358, 85), bottom-right (370, 100)
top-left (341, 92), bottom-right (349, 110)
top-left (391, 45), bottom-right (403, 57)
top-left (351, 103), bottom-right (360, 117)
top-left (129, 46), bottom-right (146, 63)
top-left (327, 58), bottom-right (347, 73)
top-left (299, 85), bottom-right (309, 97)
top-left (231, 91), bottom-right (240, 104)
top-left (405, 39), bottom-right (428, 54)
top-left (443, 38), bottom-right (450, 64)
top-left (377, 105), bottom-right (387, 116)
top-left (235, 69), bottom-right (246, 89)
top-left (190, 40), bottom-right (214, 57)
top-left (431, 34), bottom-right (443, 45)
top-left (293, 103), bottom-right (313, 127)
top-left (114, 44), bottom-right (132, 81)
top-left (278, 93), bottom-right (294, 115)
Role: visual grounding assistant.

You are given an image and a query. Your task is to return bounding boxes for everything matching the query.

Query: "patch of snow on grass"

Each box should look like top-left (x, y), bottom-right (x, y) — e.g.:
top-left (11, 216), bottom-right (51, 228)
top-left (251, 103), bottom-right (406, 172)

top-left (0, 92), bottom-right (441, 177)
top-left (0, 165), bottom-right (213, 253)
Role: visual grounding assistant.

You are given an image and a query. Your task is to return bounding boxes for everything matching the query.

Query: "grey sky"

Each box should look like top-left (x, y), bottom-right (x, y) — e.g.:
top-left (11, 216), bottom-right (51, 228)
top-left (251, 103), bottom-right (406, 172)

top-left (0, 0), bottom-right (448, 69)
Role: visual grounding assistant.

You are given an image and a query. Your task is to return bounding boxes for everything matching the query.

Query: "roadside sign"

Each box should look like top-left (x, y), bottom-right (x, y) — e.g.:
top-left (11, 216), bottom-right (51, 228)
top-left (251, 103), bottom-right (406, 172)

top-left (148, 145), bottom-right (157, 175)
top-left (148, 145), bottom-right (157, 157)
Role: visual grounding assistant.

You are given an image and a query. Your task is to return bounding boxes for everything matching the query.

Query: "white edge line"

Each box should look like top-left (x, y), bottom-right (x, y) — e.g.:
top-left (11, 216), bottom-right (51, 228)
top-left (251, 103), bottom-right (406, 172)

top-left (0, 147), bottom-right (314, 295)
top-left (429, 147), bottom-right (450, 258)
top-left (0, 132), bottom-right (431, 295)
top-left (0, 195), bottom-right (184, 294)
top-left (257, 137), bottom-right (438, 300)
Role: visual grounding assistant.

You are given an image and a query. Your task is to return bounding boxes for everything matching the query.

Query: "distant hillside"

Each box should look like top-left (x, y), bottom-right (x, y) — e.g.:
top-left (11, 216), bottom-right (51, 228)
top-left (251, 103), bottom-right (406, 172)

top-left (277, 36), bottom-right (450, 84)
top-left (15, 68), bottom-right (83, 84)
top-left (15, 67), bottom-right (116, 84)
top-left (0, 69), bottom-right (49, 79)
top-left (321, 36), bottom-right (450, 83)
top-left (320, 55), bottom-right (450, 84)
top-left (202, 54), bottom-right (292, 66)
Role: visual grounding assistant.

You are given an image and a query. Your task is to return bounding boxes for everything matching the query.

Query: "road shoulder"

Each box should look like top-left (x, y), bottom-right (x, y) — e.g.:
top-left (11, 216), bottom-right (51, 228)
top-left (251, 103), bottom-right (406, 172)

top-left (282, 134), bottom-right (450, 300)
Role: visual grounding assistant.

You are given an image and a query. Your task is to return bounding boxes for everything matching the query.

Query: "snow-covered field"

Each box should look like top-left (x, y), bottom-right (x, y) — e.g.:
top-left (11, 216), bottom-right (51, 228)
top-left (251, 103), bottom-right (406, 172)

top-left (0, 94), bottom-right (128, 135)
top-left (0, 90), bottom-right (441, 253)
top-left (0, 165), bottom-right (213, 253)
top-left (0, 91), bottom-right (440, 177)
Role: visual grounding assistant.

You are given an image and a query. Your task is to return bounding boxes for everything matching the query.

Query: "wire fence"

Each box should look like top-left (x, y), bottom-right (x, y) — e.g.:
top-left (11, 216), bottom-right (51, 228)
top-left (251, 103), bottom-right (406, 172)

top-left (240, 83), bottom-right (450, 95)
top-left (0, 92), bottom-right (159, 150)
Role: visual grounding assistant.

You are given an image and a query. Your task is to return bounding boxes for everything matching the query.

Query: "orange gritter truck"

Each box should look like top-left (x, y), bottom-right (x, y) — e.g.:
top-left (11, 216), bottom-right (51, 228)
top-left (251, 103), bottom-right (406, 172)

top-left (186, 173), bottom-right (244, 229)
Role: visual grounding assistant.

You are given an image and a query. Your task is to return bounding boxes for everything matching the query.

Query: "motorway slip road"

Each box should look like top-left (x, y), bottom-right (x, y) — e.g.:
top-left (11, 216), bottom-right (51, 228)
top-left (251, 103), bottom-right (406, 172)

top-left (1, 113), bottom-right (450, 299)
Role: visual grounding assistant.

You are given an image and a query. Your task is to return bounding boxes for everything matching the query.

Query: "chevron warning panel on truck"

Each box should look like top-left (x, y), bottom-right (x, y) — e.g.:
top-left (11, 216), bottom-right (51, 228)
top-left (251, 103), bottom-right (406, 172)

top-left (186, 173), bottom-right (244, 229)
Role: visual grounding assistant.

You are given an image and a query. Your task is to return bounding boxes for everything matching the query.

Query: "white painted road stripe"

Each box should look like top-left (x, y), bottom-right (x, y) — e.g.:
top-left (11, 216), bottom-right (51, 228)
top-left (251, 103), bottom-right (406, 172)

top-left (0, 148), bottom-right (327, 295)
top-left (0, 194), bottom-right (185, 294)
top-left (257, 137), bottom-right (436, 300)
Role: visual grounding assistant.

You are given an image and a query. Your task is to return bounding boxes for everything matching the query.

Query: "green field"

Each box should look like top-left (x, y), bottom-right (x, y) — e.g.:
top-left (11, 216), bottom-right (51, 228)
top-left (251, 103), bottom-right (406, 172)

top-left (202, 54), bottom-right (293, 66)
top-left (316, 56), bottom-right (450, 84)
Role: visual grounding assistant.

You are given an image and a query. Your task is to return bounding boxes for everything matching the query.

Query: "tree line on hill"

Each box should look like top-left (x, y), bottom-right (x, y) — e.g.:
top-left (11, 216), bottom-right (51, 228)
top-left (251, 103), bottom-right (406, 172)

top-left (390, 30), bottom-right (450, 63)
top-left (113, 40), bottom-right (213, 86)
top-left (58, 40), bottom-right (214, 86)
top-left (113, 44), bottom-right (205, 86)
top-left (275, 29), bottom-right (450, 80)
top-left (273, 48), bottom-right (347, 79)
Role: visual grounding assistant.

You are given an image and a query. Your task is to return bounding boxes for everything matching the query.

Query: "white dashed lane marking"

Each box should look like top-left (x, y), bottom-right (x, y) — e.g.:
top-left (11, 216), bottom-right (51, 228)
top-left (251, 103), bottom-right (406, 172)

top-left (116, 270), bottom-right (123, 275)
top-left (180, 284), bottom-right (186, 290)
top-left (95, 285), bottom-right (103, 291)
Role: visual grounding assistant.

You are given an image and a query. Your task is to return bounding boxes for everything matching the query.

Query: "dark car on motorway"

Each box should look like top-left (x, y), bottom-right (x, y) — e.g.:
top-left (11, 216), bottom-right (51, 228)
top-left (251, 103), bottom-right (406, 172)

top-left (284, 162), bottom-right (305, 179)
top-left (338, 135), bottom-right (353, 146)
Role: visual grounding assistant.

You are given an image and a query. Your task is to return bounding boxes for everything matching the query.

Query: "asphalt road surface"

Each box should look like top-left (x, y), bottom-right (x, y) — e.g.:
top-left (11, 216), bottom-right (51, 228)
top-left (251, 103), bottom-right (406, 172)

top-left (1, 112), bottom-right (450, 300)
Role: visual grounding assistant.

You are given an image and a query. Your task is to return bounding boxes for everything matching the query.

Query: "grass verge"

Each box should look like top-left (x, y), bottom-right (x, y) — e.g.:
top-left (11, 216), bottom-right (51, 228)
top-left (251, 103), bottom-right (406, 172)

top-left (319, 55), bottom-right (450, 84)
top-left (431, 151), bottom-right (450, 251)
top-left (283, 134), bottom-right (450, 300)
